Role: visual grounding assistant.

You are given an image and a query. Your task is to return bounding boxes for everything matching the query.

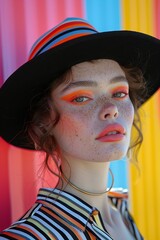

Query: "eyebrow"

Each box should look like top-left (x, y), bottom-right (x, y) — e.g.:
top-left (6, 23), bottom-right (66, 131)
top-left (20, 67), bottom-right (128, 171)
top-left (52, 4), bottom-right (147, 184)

top-left (61, 75), bottom-right (127, 92)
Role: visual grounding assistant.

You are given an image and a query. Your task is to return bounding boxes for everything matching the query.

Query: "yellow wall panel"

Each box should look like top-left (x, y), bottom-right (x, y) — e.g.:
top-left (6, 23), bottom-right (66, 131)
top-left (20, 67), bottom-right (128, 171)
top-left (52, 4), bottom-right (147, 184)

top-left (122, 1), bottom-right (160, 239)
top-left (122, 0), bottom-right (154, 34)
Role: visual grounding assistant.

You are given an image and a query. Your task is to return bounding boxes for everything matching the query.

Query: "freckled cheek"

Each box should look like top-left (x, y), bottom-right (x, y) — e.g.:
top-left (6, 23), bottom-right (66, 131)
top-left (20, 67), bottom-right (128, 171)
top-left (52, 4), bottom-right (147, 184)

top-left (120, 101), bottom-right (134, 124)
top-left (54, 113), bottom-right (84, 137)
top-left (128, 103), bottom-right (134, 123)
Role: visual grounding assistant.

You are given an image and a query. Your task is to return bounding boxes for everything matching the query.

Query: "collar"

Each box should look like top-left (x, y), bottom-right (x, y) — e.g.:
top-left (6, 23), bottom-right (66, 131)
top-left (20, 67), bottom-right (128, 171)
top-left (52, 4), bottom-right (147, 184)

top-left (36, 188), bottom-right (128, 233)
top-left (36, 188), bottom-right (96, 232)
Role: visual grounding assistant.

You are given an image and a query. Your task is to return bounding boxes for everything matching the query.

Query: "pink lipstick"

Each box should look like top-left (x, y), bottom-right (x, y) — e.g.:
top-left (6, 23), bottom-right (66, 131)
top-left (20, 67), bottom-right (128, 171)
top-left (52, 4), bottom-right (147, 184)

top-left (96, 123), bottom-right (126, 142)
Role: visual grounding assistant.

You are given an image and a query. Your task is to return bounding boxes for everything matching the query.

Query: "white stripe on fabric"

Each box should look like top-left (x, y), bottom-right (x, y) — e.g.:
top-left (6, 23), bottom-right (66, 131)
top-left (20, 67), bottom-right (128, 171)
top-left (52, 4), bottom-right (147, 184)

top-left (85, 221), bottom-right (112, 240)
top-left (132, 222), bottom-right (143, 240)
top-left (32, 214), bottom-right (75, 240)
top-left (91, 223), bottom-right (113, 240)
top-left (22, 222), bottom-right (46, 239)
top-left (121, 200), bottom-right (126, 214)
top-left (50, 199), bottom-right (89, 225)
top-left (47, 188), bottom-right (92, 212)
top-left (4, 229), bottom-right (36, 240)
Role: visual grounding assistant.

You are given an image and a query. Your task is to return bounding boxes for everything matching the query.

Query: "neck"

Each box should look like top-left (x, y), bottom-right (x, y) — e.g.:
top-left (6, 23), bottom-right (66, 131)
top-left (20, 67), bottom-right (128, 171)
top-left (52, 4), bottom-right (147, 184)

top-left (61, 156), bottom-right (109, 191)
top-left (57, 155), bottom-right (112, 220)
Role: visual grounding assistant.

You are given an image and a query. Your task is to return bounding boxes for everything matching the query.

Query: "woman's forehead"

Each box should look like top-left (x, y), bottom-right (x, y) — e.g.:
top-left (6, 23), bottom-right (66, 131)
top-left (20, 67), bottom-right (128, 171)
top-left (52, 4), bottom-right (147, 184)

top-left (52, 60), bottom-right (128, 96)
top-left (71, 59), bottom-right (125, 81)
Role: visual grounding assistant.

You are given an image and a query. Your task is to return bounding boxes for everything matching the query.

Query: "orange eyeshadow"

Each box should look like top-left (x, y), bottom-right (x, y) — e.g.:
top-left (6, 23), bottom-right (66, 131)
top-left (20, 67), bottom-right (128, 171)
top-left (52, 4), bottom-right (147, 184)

top-left (61, 90), bottom-right (93, 101)
top-left (111, 86), bottom-right (128, 94)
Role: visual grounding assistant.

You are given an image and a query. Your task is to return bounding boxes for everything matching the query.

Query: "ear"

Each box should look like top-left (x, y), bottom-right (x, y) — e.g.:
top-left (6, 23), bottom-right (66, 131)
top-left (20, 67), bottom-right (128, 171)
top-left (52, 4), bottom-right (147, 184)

top-left (53, 151), bottom-right (62, 167)
top-left (34, 142), bottom-right (39, 150)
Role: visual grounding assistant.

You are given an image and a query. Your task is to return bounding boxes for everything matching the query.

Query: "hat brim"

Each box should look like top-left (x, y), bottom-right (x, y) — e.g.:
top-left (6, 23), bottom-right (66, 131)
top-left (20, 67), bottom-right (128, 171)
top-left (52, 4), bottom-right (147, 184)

top-left (0, 30), bottom-right (160, 149)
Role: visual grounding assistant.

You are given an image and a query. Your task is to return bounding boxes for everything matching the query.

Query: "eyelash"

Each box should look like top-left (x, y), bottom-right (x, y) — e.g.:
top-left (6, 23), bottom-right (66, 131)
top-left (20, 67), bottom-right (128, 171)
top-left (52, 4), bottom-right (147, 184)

top-left (71, 96), bottom-right (92, 104)
top-left (63, 89), bottom-right (129, 105)
top-left (112, 91), bottom-right (128, 99)
top-left (71, 91), bottom-right (128, 105)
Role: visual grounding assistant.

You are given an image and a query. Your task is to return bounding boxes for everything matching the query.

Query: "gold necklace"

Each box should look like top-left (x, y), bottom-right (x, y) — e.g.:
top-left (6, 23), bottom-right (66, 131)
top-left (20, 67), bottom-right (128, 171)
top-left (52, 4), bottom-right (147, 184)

top-left (60, 168), bottom-right (114, 196)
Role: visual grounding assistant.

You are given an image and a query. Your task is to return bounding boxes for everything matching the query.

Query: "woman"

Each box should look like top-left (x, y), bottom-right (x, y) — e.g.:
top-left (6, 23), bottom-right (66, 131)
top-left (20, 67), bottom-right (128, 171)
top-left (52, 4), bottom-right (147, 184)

top-left (0, 18), bottom-right (160, 240)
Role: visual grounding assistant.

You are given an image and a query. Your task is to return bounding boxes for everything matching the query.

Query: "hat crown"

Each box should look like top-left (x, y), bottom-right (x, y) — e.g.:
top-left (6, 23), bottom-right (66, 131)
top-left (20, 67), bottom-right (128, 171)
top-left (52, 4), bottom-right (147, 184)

top-left (28, 18), bottom-right (98, 60)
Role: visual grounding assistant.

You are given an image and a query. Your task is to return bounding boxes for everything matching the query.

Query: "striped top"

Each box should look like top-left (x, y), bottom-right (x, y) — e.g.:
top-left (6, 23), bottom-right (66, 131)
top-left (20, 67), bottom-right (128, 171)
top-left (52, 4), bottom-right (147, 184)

top-left (0, 188), bottom-right (143, 240)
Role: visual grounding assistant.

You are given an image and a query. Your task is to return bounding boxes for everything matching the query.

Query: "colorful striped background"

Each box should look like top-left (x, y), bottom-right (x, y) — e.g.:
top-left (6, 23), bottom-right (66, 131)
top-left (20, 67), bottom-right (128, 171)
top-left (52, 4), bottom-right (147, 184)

top-left (0, 1), bottom-right (159, 239)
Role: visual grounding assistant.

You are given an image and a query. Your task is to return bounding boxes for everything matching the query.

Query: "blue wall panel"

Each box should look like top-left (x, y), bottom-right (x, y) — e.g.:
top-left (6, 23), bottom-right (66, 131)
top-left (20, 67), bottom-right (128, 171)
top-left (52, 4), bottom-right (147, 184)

top-left (85, 0), bottom-right (121, 31)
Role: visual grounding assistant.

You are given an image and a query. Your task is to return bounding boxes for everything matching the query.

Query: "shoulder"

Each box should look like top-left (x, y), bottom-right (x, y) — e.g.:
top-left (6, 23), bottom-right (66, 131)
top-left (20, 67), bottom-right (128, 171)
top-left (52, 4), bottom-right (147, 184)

top-left (0, 202), bottom-right (56, 239)
top-left (0, 201), bottom-right (85, 240)
top-left (108, 188), bottom-right (144, 240)
top-left (107, 188), bottom-right (128, 219)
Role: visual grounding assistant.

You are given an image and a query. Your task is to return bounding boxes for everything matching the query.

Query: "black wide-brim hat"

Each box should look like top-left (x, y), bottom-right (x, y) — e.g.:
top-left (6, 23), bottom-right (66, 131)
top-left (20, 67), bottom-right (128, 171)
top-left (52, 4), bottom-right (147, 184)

top-left (0, 17), bottom-right (160, 150)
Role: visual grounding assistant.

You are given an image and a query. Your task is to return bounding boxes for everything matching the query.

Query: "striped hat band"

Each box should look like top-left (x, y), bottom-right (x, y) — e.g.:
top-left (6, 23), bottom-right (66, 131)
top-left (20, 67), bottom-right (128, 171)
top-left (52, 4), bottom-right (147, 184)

top-left (29, 18), bottom-right (98, 60)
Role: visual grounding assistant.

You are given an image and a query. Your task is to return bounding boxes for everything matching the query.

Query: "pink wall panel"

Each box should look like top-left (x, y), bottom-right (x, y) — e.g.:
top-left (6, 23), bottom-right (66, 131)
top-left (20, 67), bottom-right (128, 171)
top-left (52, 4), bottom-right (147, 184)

top-left (0, 0), bottom-right (85, 230)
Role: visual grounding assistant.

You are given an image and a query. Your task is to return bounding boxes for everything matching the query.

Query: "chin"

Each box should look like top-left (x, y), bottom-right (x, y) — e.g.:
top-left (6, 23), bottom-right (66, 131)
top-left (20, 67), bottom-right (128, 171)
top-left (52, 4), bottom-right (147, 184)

top-left (100, 149), bottom-right (128, 162)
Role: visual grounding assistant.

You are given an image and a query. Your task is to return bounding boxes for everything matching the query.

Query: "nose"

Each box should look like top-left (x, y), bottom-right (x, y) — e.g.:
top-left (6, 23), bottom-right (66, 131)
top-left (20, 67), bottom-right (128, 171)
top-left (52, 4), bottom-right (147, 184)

top-left (99, 103), bottom-right (118, 120)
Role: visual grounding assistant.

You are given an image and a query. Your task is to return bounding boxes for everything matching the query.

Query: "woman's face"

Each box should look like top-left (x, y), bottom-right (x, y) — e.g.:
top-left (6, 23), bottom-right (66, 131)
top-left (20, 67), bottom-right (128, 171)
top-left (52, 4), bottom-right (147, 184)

top-left (51, 59), bottom-right (134, 162)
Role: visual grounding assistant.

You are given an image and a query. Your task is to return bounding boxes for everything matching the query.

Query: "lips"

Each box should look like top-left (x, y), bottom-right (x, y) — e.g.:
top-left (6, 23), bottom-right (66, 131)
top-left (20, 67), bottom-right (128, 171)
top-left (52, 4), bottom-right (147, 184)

top-left (96, 123), bottom-right (126, 142)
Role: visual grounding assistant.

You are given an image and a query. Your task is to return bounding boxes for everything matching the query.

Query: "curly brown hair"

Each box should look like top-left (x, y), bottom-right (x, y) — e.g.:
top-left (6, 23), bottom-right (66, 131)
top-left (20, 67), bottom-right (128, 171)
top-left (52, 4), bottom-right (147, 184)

top-left (122, 66), bottom-right (146, 166)
top-left (27, 61), bottom-right (146, 180)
